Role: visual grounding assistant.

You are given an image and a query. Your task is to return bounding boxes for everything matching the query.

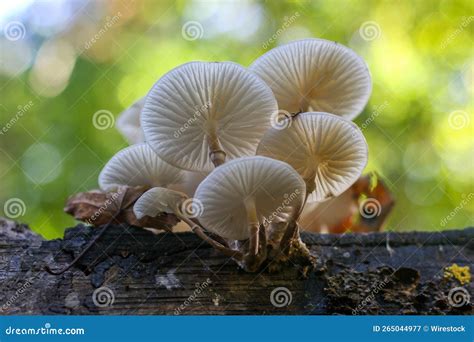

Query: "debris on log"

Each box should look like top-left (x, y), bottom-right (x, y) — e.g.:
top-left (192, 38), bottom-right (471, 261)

top-left (0, 218), bottom-right (472, 315)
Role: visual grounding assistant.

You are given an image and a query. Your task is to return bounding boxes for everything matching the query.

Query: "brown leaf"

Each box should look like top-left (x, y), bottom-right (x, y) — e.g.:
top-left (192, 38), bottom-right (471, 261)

top-left (64, 186), bottom-right (180, 231)
top-left (299, 173), bottom-right (395, 234)
top-left (350, 172), bottom-right (395, 233)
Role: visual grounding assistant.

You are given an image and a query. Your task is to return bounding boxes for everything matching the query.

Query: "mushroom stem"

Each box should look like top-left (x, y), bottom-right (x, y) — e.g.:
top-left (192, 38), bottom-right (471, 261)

top-left (244, 198), bottom-right (259, 256)
top-left (175, 211), bottom-right (243, 260)
top-left (248, 224), bottom-right (259, 256)
top-left (279, 220), bottom-right (298, 255)
top-left (207, 129), bottom-right (226, 167)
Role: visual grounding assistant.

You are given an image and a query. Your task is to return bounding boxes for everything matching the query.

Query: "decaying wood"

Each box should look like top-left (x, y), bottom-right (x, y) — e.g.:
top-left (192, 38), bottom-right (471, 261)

top-left (0, 217), bottom-right (472, 315)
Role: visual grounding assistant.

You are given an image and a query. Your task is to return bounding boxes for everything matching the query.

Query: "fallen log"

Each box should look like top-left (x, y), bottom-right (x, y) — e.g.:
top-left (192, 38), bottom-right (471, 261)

top-left (0, 218), bottom-right (472, 315)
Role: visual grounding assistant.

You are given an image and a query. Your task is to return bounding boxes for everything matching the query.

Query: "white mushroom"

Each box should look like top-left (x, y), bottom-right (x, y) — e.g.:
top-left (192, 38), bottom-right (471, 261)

top-left (98, 144), bottom-right (184, 192)
top-left (134, 187), bottom-right (243, 259)
top-left (134, 187), bottom-right (188, 219)
top-left (250, 38), bottom-right (372, 120)
top-left (141, 61), bottom-right (278, 171)
top-left (257, 112), bottom-right (368, 203)
top-left (116, 97), bottom-right (145, 144)
top-left (195, 156), bottom-right (306, 243)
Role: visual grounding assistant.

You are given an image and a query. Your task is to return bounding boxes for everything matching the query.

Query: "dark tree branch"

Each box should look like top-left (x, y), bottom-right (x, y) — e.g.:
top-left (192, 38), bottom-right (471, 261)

top-left (0, 218), bottom-right (472, 315)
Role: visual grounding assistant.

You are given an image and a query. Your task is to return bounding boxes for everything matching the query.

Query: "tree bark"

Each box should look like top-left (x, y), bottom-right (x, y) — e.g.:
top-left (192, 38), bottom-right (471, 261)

top-left (0, 217), bottom-right (472, 315)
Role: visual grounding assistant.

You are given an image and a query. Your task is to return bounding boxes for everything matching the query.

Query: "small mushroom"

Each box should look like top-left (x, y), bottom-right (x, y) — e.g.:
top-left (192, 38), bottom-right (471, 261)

top-left (134, 187), bottom-right (243, 259)
top-left (250, 38), bottom-right (371, 120)
top-left (257, 112), bottom-right (368, 203)
top-left (99, 143), bottom-right (184, 192)
top-left (134, 187), bottom-right (188, 219)
top-left (141, 61), bottom-right (278, 171)
top-left (116, 97), bottom-right (145, 144)
top-left (195, 156), bottom-right (306, 270)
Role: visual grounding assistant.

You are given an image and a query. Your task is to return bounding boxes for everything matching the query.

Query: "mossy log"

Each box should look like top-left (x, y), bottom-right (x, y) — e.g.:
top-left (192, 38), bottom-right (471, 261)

top-left (0, 218), bottom-right (472, 315)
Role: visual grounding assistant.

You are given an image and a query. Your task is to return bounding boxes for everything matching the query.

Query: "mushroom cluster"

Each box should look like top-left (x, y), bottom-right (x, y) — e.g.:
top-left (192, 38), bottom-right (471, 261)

top-left (94, 38), bottom-right (374, 272)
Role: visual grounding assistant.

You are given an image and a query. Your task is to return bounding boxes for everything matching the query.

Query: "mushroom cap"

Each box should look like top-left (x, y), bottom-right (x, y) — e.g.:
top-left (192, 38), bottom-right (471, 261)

top-left (116, 97), bottom-right (145, 144)
top-left (98, 144), bottom-right (184, 191)
top-left (134, 187), bottom-right (188, 219)
top-left (141, 61), bottom-right (278, 171)
top-left (257, 112), bottom-right (368, 202)
top-left (250, 38), bottom-right (372, 120)
top-left (195, 156), bottom-right (306, 240)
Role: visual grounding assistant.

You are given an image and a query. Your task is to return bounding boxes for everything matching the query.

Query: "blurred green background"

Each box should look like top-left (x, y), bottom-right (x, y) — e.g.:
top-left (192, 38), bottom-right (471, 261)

top-left (0, 0), bottom-right (472, 239)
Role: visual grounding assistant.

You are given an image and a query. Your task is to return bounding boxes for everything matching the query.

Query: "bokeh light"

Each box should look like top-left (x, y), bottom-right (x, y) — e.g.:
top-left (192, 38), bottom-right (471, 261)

top-left (0, 0), bottom-right (472, 238)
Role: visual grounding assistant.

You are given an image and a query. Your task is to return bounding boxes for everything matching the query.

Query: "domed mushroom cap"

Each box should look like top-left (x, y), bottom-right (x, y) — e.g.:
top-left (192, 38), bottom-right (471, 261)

top-left (99, 144), bottom-right (184, 191)
top-left (250, 39), bottom-right (371, 120)
top-left (116, 97), bottom-right (145, 144)
top-left (257, 112), bottom-right (368, 202)
top-left (134, 187), bottom-right (188, 219)
top-left (195, 156), bottom-right (306, 240)
top-left (141, 61), bottom-right (278, 171)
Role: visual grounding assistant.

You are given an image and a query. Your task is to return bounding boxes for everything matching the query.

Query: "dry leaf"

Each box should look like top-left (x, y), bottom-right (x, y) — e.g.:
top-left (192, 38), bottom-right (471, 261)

top-left (64, 186), bottom-right (180, 231)
top-left (299, 173), bottom-right (394, 234)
